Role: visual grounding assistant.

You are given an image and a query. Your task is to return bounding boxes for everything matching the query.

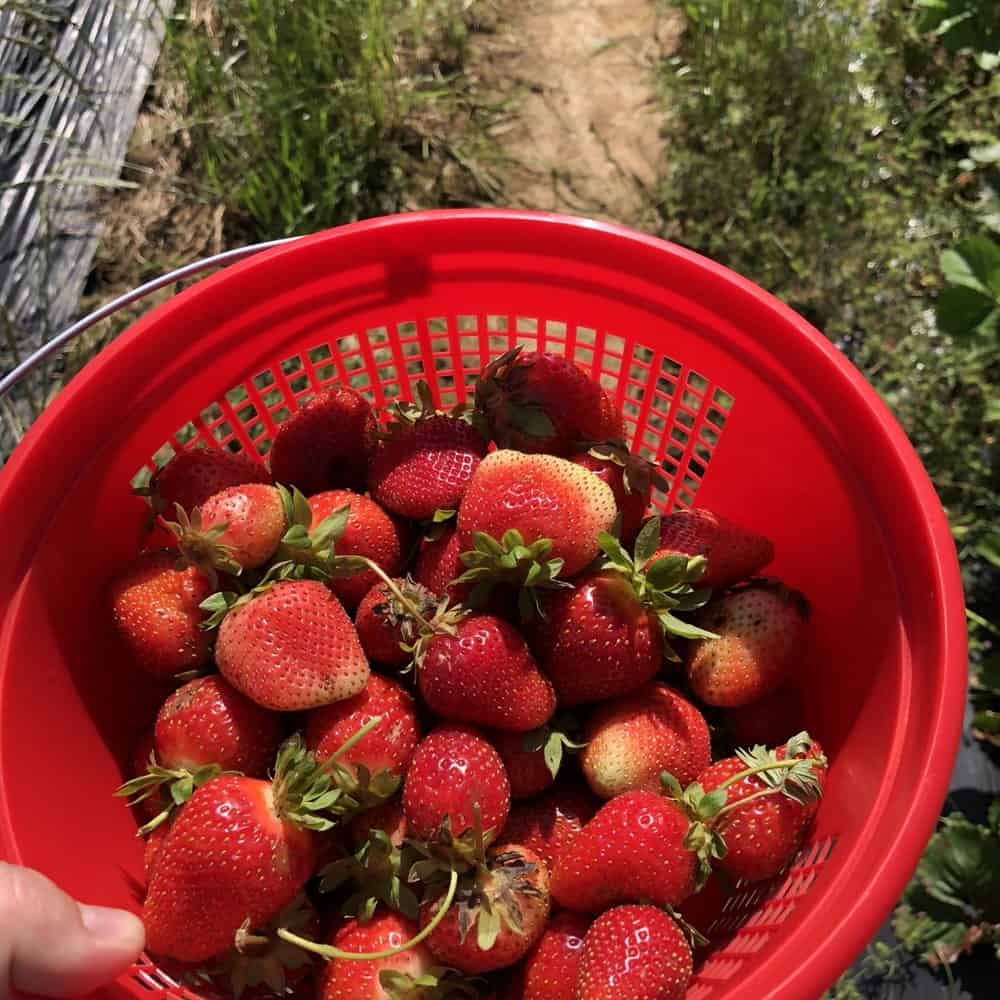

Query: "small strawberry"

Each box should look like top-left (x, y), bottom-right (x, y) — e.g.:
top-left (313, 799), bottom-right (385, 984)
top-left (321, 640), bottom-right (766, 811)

top-left (369, 384), bottom-right (489, 519)
top-left (519, 910), bottom-right (590, 1000)
top-left (474, 348), bottom-right (622, 455)
top-left (458, 450), bottom-right (617, 578)
top-left (581, 683), bottom-right (710, 799)
top-left (697, 733), bottom-right (828, 882)
top-left (108, 549), bottom-right (213, 678)
top-left (652, 508), bottom-right (774, 589)
top-left (141, 446), bottom-right (271, 516)
top-left (500, 786), bottom-right (599, 873)
top-left (306, 673), bottom-right (421, 803)
top-left (686, 580), bottom-right (810, 707)
top-left (208, 579), bottom-right (370, 711)
top-left (576, 905), bottom-right (693, 1000)
top-left (550, 791), bottom-right (697, 913)
top-left (531, 520), bottom-right (713, 706)
top-left (570, 441), bottom-right (667, 545)
top-left (268, 386), bottom-right (375, 495)
top-left (355, 577), bottom-right (439, 667)
top-left (402, 724), bottom-right (511, 849)
top-left (420, 844), bottom-right (551, 974)
top-left (726, 685), bottom-right (803, 750)
top-left (414, 526), bottom-right (470, 603)
top-left (117, 675), bottom-right (284, 831)
top-left (491, 722), bottom-right (585, 800)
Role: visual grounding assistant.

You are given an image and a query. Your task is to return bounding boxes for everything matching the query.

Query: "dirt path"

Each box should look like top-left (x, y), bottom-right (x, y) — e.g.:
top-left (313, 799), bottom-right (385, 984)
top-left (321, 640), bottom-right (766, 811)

top-left (473, 0), bottom-right (682, 227)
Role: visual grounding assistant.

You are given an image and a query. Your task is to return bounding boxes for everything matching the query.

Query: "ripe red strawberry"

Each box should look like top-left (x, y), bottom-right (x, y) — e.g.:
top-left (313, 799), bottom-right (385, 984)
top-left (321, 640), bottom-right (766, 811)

top-left (129, 729), bottom-right (168, 823)
top-left (308, 490), bottom-right (407, 609)
top-left (576, 905), bottom-right (693, 1000)
top-left (144, 820), bottom-right (171, 881)
top-left (355, 577), bottom-right (439, 667)
top-left (348, 798), bottom-right (408, 850)
top-left (143, 446), bottom-right (270, 515)
top-left (403, 724), bottom-right (511, 845)
top-left (108, 549), bottom-right (213, 678)
top-left (418, 614), bottom-right (556, 732)
top-left (306, 673), bottom-right (420, 790)
top-left (519, 910), bottom-right (590, 1000)
top-left (698, 734), bottom-right (828, 882)
top-left (677, 872), bottom-right (729, 941)
top-left (213, 579), bottom-right (370, 710)
top-left (268, 386), bottom-right (375, 495)
top-left (420, 844), bottom-right (550, 974)
top-left (652, 508), bottom-right (774, 589)
top-left (581, 683), bottom-right (710, 799)
top-left (458, 450), bottom-right (617, 578)
top-left (550, 791), bottom-right (696, 913)
top-left (369, 397), bottom-right (488, 519)
top-left (726, 685), bottom-right (803, 749)
top-left (491, 725), bottom-right (585, 800)
top-left (687, 580), bottom-right (810, 707)
top-left (414, 526), bottom-right (470, 603)
top-left (500, 786), bottom-right (599, 873)
top-left (475, 348), bottom-right (622, 455)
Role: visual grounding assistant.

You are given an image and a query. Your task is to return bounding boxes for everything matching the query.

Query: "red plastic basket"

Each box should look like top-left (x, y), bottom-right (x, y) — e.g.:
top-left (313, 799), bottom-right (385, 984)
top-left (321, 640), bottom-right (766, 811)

top-left (0, 210), bottom-right (966, 999)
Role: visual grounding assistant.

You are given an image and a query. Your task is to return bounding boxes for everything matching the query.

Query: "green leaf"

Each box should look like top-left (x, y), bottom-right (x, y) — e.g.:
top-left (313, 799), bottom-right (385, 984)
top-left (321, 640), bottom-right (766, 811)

top-left (954, 236), bottom-right (1000, 297)
top-left (936, 285), bottom-right (995, 340)
top-left (658, 610), bottom-right (718, 640)
top-left (975, 532), bottom-right (1000, 569)
top-left (311, 504), bottom-right (350, 549)
top-left (543, 732), bottom-right (564, 779)
top-left (473, 532), bottom-right (505, 556)
top-left (645, 555), bottom-right (689, 591)
top-left (633, 516), bottom-right (661, 569)
top-left (597, 531), bottom-right (632, 569)
top-left (477, 906), bottom-right (502, 951)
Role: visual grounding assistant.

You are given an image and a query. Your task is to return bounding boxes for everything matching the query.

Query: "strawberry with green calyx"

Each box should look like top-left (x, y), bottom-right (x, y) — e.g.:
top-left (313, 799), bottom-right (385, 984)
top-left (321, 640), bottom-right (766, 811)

top-left (571, 440), bottom-right (668, 545)
top-left (355, 577), bottom-right (440, 668)
top-left (491, 718), bottom-right (586, 800)
top-left (452, 529), bottom-right (573, 622)
top-left (499, 785), bottom-right (598, 873)
top-left (118, 754), bottom-right (228, 837)
top-left (349, 799), bottom-right (409, 850)
top-left (414, 526), bottom-right (469, 603)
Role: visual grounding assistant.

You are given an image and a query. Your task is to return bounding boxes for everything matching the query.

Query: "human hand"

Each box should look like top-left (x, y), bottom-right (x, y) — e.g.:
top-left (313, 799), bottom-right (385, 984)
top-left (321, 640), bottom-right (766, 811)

top-left (0, 863), bottom-right (144, 999)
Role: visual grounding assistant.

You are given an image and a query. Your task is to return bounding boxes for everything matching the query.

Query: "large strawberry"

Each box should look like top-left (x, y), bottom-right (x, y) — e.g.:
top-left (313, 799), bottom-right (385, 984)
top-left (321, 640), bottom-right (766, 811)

top-left (117, 675), bottom-right (284, 831)
top-left (686, 579), bottom-right (809, 707)
top-left (491, 722), bottom-right (584, 800)
top-left (458, 450), bottom-right (617, 579)
top-left (474, 348), bottom-right (622, 455)
top-left (355, 577), bottom-right (439, 667)
top-left (531, 520), bottom-right (713, 706)
top-left (580, 682), bottom-right (710, 799)
top-left (268, 386), bottom-right (375, 495)
top-left (208, 579), bottom-right (370, 711)
top-left (306, 673), bottom-right (420, 803)
top-left (500, 785), bottom-right (598, 873)
top-left (402, 724), bottom-right (511, 849)
top-left (368, 384), bottom-right (489, 520)
top-left (576, 905), bottom-right (693, 1000)
top-left (141, 446), bottom-right (271, 515)
top-left (652, 508), bottom-right (774, 589)
top-left (420, 844), bottom-right (550, 974)
top-left (518, 910), bottom-right (590, 1000)
top-left (108, 549), bottom-right (213, 678)
top-left (697, 733), bottom-right (828, 882)
top-left (550, 791), bottom-right (698, 913)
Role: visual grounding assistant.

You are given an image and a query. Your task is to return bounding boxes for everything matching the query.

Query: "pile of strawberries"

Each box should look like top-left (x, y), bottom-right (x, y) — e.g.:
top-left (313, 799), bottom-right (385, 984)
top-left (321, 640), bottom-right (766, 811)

top-left (109, 348), bottom-right (828, 1000)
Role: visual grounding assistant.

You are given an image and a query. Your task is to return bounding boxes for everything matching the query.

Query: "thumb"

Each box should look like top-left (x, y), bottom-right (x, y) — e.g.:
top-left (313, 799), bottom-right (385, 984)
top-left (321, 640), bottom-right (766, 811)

top-left (0, 862), bottom-right (145, 999)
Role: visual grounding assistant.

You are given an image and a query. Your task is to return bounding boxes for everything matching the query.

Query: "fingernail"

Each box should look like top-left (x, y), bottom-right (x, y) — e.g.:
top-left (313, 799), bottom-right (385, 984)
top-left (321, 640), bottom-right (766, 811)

top-left (79, 903), bottom-right (145, 946)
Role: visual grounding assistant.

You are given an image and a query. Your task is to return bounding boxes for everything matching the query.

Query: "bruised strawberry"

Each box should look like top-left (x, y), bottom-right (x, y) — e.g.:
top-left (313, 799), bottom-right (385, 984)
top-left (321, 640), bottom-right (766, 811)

top-left (687, 580), bottom-right (809, 707)
top-left (268, 386), bottom-right (375, 495)
top-left (109, 549), bottom-right (213, 678)
top-left (500, 785), bottom-right (598, 874)
top-left (143, 446), bottom-right (270, 515)
top-left (519, 910), bottom-right (590, 1000)
top-left (576, 905), bottom-right (692, 1000)
top-left (355, 578), bottom-right (438, 667)
top-left (653, 508), bottom-right (774, 589)
top-left (475, 348), bottom-right (622, 455)
top-left (581, 683), bottom-right (710, 799)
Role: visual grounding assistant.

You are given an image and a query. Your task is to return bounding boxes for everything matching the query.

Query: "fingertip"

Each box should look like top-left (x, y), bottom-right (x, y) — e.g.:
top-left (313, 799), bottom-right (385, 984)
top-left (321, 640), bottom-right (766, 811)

top-left (78, 903), bottom-right (146, 956)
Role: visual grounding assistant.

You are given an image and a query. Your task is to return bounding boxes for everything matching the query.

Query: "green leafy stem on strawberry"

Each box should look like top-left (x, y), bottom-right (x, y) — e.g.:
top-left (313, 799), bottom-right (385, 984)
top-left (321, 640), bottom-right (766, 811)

top-left (116, 757), bottom-right (231, 836)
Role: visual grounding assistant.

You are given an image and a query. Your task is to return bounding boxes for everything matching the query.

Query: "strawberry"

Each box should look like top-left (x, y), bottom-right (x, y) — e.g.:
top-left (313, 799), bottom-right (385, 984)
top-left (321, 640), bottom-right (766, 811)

top-left (519, 910), bottom-right (590, 1000)
top-left (144, 821), bottom-right (171, 881)
top-left (108, 549), bottom-right (214, 678)
top-left (581, 683), bottom-right (710, 799)
top-left (686, 580), bottom-right (810, 707)
top-left (676, 872), bottom-right (729, 941)
top-left (726, 685), bottom-right (803, 750)
top-left (576, 905), bottom-right (693, 1000)
top-left (652, 508), bottom-right (774, 589)
top-left (458, 450), bottom-right (617, 578)
top-left (210, 579), bottom-right (370, 711)
top-left (128, 729), bottom-right (168, 823)
top-left (355, 577), bottom-right (439, 667)
top-left (306, 673), bottom-right (420, 801)
top-left (368, 385), bottom-right (489, 520)
top-left (402, 724), bottom-right (511, 847)
top-left (500, 786), bottom-right (598, 873)
top-left (117, 675), bottom-right (284, 831)
top-left (420, 844), bottom-right (550, 974)
top-left (474, 348), bottom-right (622, 456)
top-left (569, 442), bottom-right (666, 545)
top-left (348, 799), bottom-right (408, 851)
top-left (417, 613), bottom-right (556, 732)
top-left (414, 526), bottom-right (469, 603)
top-left (142, 446), bottom-right (271, 516)
top-left (550, 791), bottom-right (697, 913)
top-left (491, 723), bottom-right (584, 799)
top-left (697, 733), bottom-right (828, 882)
top-left (268, 386), bottom-right (375, 496)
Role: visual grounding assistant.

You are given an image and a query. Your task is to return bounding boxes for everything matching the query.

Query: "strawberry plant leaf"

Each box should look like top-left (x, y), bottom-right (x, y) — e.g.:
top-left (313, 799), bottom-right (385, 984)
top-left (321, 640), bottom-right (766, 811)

top-left (543, 731), bottom-right (564, 779)
top-left (633, 516), bottom-right (661, 569)
top-left (597, 531), bottom-right (632, 569)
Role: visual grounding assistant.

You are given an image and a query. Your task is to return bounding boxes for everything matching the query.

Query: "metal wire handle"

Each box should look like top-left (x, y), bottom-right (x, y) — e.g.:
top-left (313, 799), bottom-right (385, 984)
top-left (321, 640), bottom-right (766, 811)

top-left (0, 237), bottom-right (298, 399)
